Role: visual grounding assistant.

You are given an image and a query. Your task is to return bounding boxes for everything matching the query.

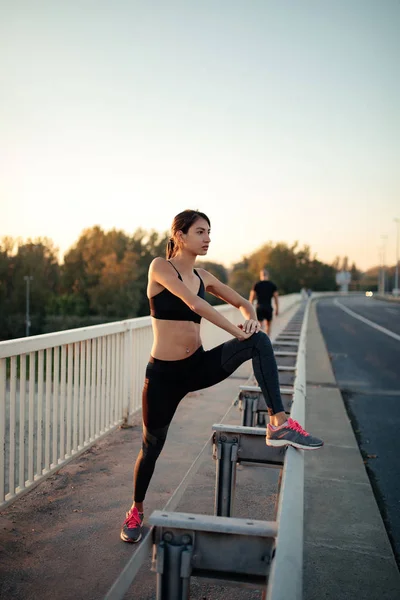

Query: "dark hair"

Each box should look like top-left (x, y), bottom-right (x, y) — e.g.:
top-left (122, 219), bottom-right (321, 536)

top-left (166, 209), bottom-right (211, 259)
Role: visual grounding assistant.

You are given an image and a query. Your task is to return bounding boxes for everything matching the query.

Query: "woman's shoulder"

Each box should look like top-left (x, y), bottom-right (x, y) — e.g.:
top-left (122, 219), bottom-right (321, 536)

top-left (150, 257), bottom-right (169, 272)
top-left (195, 267), bottom-right (215, 286)
top-left (194, 266), bottom-right (208, 278)
top-left (148, 257), bottom-right (171, 281)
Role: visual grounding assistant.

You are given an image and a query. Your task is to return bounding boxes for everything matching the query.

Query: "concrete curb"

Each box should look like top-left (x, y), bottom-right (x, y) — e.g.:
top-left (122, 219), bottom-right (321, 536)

top-left (373, 294), bottom-right (400, 303)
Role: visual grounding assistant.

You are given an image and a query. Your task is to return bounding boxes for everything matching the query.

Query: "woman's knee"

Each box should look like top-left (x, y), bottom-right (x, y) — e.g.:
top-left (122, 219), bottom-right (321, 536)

top-left (252, 331), bottom-right (274, 361)
top-left (141, 438), bottom-right (165, 464)
top-left (253, 330), bottom-right (272, 350)
top-left (142, 425), bottom-right (168, 461)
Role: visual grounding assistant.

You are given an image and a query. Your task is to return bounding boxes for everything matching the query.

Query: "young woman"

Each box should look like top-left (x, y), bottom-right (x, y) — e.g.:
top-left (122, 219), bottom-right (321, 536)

top-left (121, 210), bottom-right (323, 543)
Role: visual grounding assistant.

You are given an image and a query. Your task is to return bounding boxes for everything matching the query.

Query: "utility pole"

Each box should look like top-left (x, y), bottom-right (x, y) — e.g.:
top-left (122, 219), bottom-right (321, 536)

top-left (380, 235), bottom-right (388, 294)
top-left (24, 276), bottom-right (33, 336)
top-left (394, 218), bottom-right (400, 295)
top-left (378, 246), bottom-right (384, 294)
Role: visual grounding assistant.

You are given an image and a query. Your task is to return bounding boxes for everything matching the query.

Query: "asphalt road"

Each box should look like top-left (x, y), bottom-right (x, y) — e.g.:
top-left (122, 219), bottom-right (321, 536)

top-left (317, 295), bottom-right (400, 565)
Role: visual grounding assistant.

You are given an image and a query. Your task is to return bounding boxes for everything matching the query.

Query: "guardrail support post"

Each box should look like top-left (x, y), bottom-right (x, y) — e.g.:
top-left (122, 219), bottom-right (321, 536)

top-left (155, 533), bottom-right (193, 600)
top-left (213, 434), bottom-right (238, 517)
top-left (241, 394), bottom-right (258, 427)
top-left (256, 411), bottom-right (266, 426)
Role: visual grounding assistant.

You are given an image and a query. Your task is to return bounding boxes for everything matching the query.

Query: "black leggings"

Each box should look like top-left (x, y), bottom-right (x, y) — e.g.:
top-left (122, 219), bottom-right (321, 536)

top-left (133, 331), bottom-right (284, 502)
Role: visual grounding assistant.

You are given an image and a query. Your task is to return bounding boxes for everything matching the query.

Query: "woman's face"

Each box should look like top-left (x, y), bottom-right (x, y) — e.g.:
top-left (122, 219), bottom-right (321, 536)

top-left (179, 217), bottom-right (211, 256)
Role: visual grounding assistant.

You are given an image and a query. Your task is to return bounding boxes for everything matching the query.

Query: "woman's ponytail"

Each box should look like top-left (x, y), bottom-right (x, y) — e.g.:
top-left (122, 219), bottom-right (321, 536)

top-left (166, 238), bottom-right (175, 259)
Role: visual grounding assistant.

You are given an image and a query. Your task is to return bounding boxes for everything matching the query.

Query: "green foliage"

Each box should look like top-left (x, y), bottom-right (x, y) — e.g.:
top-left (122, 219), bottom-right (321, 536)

top-left (358, 266), bottom-right (381, 292)
top-left (0, 229), bottom-right (367, 341)
top-left (60, 226), bottom-right (170, 318)
top-left (230, 241), bottom-right (338, 294)
top-left (228, 269), bottom-right (255, 298)
top-left (0, 237), bottom-right (60, 339)
top-left (46, 293), bottom-right (89, 317)
top-left (0, 228), bottom-right (170, 339)
top-left (196, 261), bottom-right (228, 284)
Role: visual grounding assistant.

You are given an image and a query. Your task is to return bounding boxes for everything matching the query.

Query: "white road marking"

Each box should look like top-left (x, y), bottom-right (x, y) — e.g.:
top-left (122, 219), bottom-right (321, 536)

top-left (333, 299), bottom-right (400, 342)
top-left (385, 308), bottom-right (399, 315)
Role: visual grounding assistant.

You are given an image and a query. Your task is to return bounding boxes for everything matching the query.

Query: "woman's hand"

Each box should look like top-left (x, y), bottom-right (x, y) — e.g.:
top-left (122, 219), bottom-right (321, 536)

top-left (241, 319), bottom-right (260, 334)
top-left (236, 319), bottom-right (260, 340)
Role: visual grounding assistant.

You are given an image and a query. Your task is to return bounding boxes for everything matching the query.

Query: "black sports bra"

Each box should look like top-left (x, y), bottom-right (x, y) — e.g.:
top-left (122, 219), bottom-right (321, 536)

top-left (149, 261), bottom-right (205, 323)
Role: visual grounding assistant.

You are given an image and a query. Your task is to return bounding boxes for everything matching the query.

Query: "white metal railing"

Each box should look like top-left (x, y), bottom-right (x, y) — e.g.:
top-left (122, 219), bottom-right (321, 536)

top-left (0, 295), bottom-right (300, 509)
top-left (1, 326), bottom-right (128, 508)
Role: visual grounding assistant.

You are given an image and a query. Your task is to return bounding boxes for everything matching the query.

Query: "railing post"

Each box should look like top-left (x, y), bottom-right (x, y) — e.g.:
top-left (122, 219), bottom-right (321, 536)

top-left (256, 411), bottom-right (266, 426)
top-left (155, 533), bottom-right (193, 600)
top-left (241, 394), bottom-right (258, 427)
top-left (213, 433), bottom-right (238, 517)
top-left (0, 358), bottom-right (6, 504)
top-left (123, 328), bottom-right (133, 421)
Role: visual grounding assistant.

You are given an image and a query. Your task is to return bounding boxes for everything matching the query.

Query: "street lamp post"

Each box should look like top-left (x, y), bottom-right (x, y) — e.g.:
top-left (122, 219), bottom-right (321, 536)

top-left (24, 276), bottom-right (33, 337)
top-left (378, 246), bottom-right (383, 293)
top-left (394, 218), bottom-right (400, 296)
top-left (380, 235), bottom-right (388, 294)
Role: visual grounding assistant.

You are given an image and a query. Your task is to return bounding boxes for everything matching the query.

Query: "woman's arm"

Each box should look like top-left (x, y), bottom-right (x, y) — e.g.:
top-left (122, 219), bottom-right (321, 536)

top-left (196, 268), bottom-right (259, 329)
top-left (198, 269), bottom-right (257, 319)
top-left (150, 259), bottom-right (254, 339)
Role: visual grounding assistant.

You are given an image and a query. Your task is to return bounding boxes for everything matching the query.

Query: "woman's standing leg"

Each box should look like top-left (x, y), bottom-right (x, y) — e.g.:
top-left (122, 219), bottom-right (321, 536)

top-left (121, 364), bottom-right (186, 543)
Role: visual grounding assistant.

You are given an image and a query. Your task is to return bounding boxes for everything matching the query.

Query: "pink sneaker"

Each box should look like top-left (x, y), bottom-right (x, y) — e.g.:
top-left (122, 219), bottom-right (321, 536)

top-left (266, 418), bottom-right (324, 450)
top-left (120, 506), bottom-right (144, 543)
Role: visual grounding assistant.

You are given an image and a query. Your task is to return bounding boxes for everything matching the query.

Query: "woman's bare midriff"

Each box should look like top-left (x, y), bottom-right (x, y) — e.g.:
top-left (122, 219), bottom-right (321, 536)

top-left (151, 319), bottom-right (202, 360)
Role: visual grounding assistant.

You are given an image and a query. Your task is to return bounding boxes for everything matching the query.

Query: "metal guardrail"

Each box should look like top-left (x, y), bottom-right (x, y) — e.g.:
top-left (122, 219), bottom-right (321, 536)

top-left (212, 424), bottom-right (285, 517)
top-left (150, 511), bottom-right (278, 594)
top-left (266, 302), bottom-right (308, 600)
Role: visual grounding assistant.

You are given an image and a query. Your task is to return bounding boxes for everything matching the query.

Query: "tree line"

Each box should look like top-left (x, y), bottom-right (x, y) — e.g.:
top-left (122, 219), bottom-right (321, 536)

top-left (0, 226), bottom-right (372, 340)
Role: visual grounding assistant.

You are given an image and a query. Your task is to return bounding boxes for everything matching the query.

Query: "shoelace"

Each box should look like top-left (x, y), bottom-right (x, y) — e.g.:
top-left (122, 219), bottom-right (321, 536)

top-left (287, 418), bottom-right (309, 437)
top-left (124, 508), bottom-right (142, 529)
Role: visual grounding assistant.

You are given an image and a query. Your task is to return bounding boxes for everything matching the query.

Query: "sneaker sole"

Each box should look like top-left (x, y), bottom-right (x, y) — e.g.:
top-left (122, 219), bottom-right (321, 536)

top-left (266, 439), bottom-right (324, 450)
top-left (120, 531), bottom-right (142, 543)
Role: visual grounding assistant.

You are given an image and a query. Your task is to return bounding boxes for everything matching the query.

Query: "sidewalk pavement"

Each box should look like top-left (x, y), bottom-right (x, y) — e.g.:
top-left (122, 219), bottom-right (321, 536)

top-left (1, 300), bottom-right (399, 599)
top-left (374, 294), bottom-right (400, 303)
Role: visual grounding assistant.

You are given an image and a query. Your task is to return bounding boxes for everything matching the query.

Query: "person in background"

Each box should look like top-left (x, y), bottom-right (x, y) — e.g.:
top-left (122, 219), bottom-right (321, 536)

top-left (249, 268), bottom-right (279, 335)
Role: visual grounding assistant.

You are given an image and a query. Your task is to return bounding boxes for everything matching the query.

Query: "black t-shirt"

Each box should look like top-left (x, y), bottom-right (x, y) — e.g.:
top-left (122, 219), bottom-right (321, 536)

top-left (253, 280), bottom-right (277, 306)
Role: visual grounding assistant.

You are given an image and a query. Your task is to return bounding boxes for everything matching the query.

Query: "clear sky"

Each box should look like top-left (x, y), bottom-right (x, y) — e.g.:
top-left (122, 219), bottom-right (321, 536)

top-left (1, 0), bottom-right (399, 271)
